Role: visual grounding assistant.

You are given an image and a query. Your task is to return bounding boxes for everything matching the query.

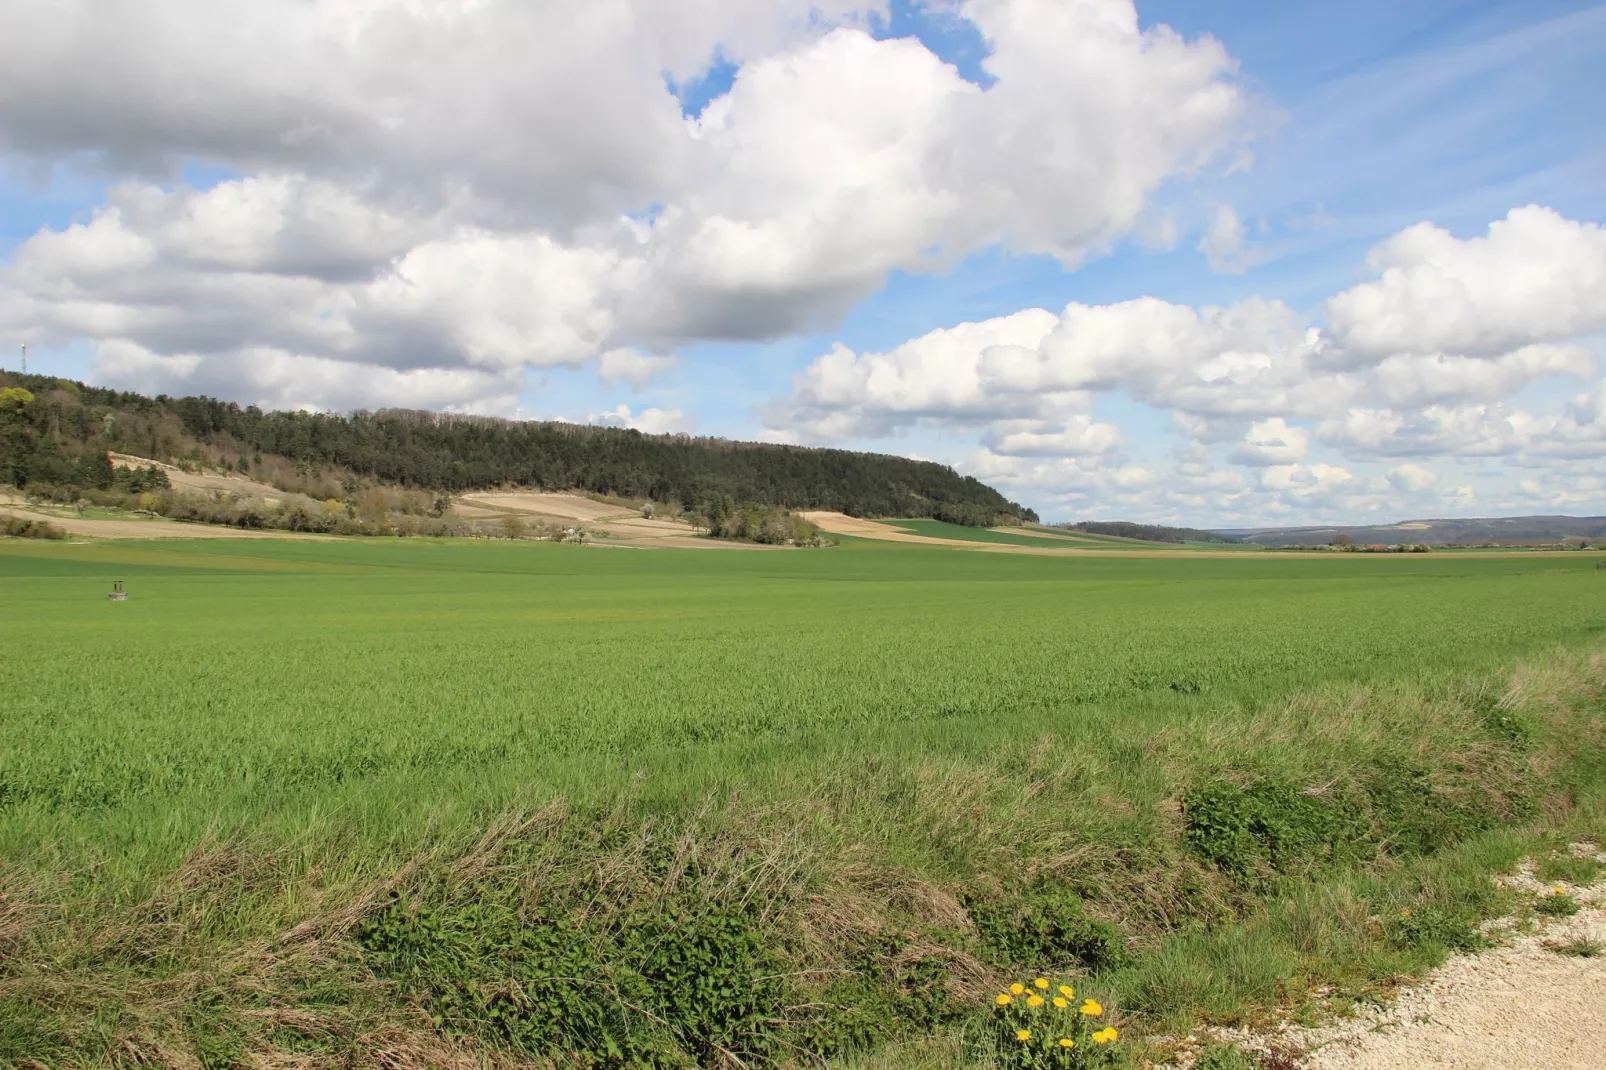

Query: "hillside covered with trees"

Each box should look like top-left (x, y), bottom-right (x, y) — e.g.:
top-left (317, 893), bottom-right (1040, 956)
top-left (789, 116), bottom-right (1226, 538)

top-left (0, 372), bottom-right (1035, 524)
top-left (1057, 520), bottom-right (1242, 545)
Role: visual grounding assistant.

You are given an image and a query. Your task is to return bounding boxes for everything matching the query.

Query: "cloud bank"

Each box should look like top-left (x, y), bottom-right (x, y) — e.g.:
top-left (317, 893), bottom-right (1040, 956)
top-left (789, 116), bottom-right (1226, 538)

top-left (767, 206), bottom-right (1606, 521)
top-left (0, 0), bottom-right (1247, 412)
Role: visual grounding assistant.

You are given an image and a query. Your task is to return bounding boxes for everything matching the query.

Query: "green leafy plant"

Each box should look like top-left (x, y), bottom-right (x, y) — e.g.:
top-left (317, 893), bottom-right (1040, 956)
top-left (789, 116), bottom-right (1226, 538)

top-left (1536, 854), bottom-right (1602, 886)
top-left (973, 892), bottom-right (1129, 973)
top-left (1535, 888), bottom-right (1581, 918)
top-left (1182, 778), bottom-right (1361, 877)
top-left (1473, 693), bottom-right (1535, 746)
top-left (1, 514), bottom-right (65, 539)
top-left (1384, 905), bottom-right (1485, 952)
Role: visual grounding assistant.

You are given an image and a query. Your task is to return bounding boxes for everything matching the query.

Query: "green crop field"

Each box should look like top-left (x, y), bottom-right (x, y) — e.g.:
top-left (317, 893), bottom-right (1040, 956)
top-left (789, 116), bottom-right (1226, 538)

top-left (3, 537), bottom-right (1605, 1068)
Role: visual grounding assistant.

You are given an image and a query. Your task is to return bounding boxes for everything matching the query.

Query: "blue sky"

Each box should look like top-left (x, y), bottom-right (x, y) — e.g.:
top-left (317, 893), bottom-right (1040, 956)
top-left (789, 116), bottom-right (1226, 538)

top-left (1, 1), bottom-right (1603, 522)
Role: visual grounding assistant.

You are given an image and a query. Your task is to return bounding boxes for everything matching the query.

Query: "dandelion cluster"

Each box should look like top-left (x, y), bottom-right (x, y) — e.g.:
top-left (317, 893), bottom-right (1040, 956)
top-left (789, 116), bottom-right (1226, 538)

top-left (989, 976), bottom-right (1119, 1068)
top-left (1536, 885), bottom-right (1581, 918)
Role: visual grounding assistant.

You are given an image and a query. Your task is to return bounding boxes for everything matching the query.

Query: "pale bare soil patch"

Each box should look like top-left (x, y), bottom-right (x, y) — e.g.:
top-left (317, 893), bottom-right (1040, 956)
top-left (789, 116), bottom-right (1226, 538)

top-left (456, 490), bottom-right (707, 544)
top-left (585, 516), bottom-right (700, 540)
top-left (447, 502), bottom-right (511, 519)
top-left (109, 453), bottom-right (283, 499)
top-left (798, 511), bottom-right (978, 546)
top-left (458, 490), bottom-right (637, 522)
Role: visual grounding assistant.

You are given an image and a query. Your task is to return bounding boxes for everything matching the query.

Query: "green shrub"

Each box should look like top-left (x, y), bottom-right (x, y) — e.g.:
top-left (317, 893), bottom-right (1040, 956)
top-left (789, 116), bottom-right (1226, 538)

top-left (1, 514), bottom-right (65, 539)
top-left (1474, 693), bottom-right (1535, 746)
top-left (797, 951), bottom-right (967, 1059)
top-left (358, 890), bottom-right (794, 1066)
top-left (1182, 778), bottom-right (1362, 877)
top-left (1535, 891), bottom-right (1580, 918)
top-left (1384, 905), bottom-right (1485, 952)
top-left (1363, 756), bottom-right (1519, 857)
top-left (1184, 754), bottom-right (1533, 879)
top-left (973, 891), bottom-right (1129, 973)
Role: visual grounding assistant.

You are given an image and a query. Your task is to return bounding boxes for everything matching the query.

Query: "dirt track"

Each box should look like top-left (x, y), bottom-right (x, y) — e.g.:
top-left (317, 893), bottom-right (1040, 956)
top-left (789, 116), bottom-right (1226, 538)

top-left (1187, 850), bottom-right (1606, 1070)
top-left (1297, 859), bottom-right (1606, 1070)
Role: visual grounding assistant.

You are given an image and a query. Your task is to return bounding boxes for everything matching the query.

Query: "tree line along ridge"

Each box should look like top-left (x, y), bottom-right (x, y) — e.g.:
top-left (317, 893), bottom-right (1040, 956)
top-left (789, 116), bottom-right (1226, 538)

top-left (0, 372), bottom-right (1037, 526)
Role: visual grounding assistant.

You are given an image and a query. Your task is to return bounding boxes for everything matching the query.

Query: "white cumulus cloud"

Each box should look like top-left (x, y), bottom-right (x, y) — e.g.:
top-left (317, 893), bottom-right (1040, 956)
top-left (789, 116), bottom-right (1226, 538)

top-left (1324, 206), bottom-right (1606, 363)
top-left (1229, 418), bottom-right (1309, 466)
top-left (766, 205), bottom-right (1606, 520)
top-left (0, 0), bottom-right (1250, 412)
top-left (589, 404), bottom-right (696, 435)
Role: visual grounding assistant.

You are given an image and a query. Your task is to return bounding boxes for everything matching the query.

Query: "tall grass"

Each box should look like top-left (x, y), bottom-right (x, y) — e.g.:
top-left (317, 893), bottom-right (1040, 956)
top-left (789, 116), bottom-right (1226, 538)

top-left (1, 540), bottom-right (1604, 1066)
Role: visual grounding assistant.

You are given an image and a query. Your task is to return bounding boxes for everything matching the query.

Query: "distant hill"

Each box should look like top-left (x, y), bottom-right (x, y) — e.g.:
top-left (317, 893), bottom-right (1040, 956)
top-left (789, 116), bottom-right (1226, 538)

top-left (1221, 516), bottom-right (1606, 547)
top-left (0, 372), bottom-right (1035, 524)
top-left (1053, 520), bottom-right (1244, 545)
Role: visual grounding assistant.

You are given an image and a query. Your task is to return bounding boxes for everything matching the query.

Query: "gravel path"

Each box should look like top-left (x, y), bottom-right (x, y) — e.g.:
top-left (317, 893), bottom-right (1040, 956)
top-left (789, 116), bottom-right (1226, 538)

top-left (1173, 849), bottom-right (1606, 1070)
top-left (1303, 900), bottom-right (1606, 1069)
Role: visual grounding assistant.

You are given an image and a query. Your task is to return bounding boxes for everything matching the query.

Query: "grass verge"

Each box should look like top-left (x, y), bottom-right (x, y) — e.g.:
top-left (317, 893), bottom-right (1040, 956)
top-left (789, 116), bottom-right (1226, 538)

top-left (2, 649), bottom-right (1603, 1068)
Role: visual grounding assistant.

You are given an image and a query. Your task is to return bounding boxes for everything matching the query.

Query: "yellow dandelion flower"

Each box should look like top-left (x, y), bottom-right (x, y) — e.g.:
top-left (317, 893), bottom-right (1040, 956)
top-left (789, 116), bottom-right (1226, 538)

top-left (1092, 1026), bottom-right (1118, 1044)
top-left (1026, 994), bottom-right (1044, 1008)
top-left (1052, 996), bottom-right (1069, 1010)
top-left (1016, 1028), bottom-right (1031, 1043)
top-left (1059, 1038), bottom-right (1075, 1049)
top-left (996, 993), bottom-right (1013, 1006)
top-left (1034, 977), bottom-right (1050, 990)
top-left (1554, 885), bottom-right (1566, 895)
top-left (1058, 984), bottom-right (1074, 998)
top-left (1080, 998), bottom-right (1104, 1017)
top-left (1010, 982), bottom-right (1026, 995)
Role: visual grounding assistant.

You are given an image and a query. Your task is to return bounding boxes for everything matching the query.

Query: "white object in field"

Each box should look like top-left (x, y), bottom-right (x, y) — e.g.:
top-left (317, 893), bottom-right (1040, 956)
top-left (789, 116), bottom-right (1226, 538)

top-left (108, 580), bottom-right (128, 601)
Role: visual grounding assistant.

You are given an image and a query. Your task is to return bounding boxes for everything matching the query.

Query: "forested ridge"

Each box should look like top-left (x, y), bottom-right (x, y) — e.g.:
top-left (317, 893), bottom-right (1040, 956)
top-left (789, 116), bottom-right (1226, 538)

top-left (1060, 520), bottom-right (1242, 544)
top-left (0, 372), bottom-right (1036, 523)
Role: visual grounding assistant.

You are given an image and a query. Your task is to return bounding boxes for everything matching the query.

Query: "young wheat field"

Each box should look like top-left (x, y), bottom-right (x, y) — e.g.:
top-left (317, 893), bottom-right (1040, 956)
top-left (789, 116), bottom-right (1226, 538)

top-left (2, 537), bottom-right (1605, 1068)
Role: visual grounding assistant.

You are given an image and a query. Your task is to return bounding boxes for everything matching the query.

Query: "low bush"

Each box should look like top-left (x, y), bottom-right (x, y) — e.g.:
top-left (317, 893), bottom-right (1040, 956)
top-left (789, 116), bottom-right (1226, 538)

top-left (1383, 905), bottom-right (1485, 952)
top-left (1182, 750), bottom-right (1534, 881)
top-left (698, 495), bottom-right (825, 545)
top-left (973, 891), bottom-right (1129, 973)
top-left (1, 514), bottom-right (65, 539)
